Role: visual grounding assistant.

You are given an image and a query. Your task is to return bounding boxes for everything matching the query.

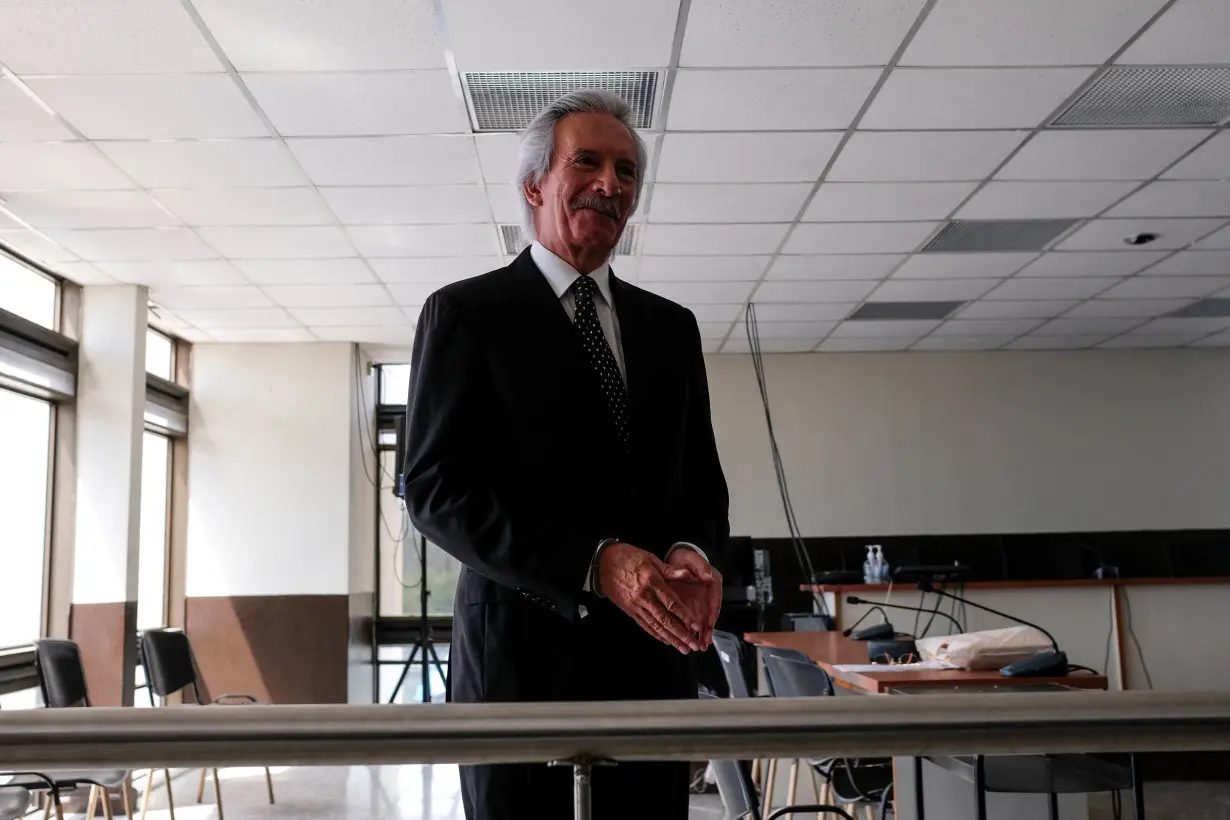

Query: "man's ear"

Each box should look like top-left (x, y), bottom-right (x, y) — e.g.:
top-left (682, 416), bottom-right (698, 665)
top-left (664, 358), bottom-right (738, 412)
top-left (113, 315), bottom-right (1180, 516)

top-left (523, 179), bottom-right (544, 208)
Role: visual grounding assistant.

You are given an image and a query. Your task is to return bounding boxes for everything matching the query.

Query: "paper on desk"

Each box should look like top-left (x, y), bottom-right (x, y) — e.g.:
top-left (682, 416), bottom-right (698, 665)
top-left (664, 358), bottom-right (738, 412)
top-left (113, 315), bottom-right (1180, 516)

top-left (833, 659), bottom-right (955, 673)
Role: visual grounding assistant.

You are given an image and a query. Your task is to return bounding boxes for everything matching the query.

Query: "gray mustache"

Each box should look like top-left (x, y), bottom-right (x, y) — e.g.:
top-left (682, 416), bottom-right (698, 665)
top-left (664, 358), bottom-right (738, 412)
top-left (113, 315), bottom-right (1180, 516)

top-left (572, 194), bottom-right (620, 219)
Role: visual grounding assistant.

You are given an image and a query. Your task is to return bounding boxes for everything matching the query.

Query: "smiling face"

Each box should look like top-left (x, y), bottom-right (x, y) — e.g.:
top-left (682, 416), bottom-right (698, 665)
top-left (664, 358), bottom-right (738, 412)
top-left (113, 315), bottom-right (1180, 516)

top-left (523, 111), bottom-right (639, 272)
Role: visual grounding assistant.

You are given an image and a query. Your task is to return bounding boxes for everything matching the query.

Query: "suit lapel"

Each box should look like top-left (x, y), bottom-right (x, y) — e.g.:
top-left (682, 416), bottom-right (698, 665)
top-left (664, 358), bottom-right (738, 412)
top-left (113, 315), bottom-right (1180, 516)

top-left (610, 270), bottom-right (652, 443)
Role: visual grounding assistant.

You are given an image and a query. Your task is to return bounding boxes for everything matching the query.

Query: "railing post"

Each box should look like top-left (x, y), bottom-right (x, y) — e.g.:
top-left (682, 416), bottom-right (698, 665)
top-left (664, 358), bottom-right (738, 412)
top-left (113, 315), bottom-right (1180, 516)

top-left (550, 755), bottom-right (613, 820)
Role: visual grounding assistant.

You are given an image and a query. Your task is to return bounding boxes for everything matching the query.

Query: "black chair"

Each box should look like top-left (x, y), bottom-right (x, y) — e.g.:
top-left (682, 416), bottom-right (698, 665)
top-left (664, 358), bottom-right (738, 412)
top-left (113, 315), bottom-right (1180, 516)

top-left (712, 631), bottom-right (752, 699)
top-left (781, 614), bottom-right (835, 632)
top-left (140, 628), bottom-right (275, 820)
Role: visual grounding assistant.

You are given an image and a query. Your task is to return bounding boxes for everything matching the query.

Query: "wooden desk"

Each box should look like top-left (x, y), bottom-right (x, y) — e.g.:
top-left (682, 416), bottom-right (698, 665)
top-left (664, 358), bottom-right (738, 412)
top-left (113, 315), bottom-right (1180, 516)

top-left (744, 631), bottom-right (1108, 694)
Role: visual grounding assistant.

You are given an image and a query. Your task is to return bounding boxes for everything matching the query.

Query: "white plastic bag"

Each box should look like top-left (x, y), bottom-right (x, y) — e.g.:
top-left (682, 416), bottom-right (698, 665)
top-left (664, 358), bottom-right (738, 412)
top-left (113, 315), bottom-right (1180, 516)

top-left (915, 626), bottom-right (1053, 670)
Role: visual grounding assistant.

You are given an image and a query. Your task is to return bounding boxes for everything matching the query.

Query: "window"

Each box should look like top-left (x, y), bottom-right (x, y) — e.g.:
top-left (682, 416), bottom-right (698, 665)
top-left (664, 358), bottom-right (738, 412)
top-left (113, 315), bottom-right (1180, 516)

top-left (137, 432), bottom-right (170, 631)
top-left (145, 329), bottom-right (174, 381)
top-left (380, 364), bottom-right (411, 405)
top-left (0, 254), bottom-right (57, 330)
top-left (0, 388), bottom-right (53, 649)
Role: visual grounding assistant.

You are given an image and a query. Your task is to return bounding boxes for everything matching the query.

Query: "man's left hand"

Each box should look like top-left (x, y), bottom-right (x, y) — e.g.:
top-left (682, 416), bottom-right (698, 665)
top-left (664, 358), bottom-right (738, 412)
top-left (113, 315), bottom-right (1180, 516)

top-left (663, 549), bottom-right (722, 651)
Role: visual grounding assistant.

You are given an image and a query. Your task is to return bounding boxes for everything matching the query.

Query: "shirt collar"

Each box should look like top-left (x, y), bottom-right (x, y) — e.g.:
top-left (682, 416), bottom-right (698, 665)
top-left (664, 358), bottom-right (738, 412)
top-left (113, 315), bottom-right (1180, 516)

top-left (530, 240), bottom-right (614, 307)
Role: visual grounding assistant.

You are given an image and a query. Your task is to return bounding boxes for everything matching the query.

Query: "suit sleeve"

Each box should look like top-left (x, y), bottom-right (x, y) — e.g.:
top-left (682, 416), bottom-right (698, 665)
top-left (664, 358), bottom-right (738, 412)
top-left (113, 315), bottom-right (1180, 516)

top-left (401, 291), bottom-right (598, 617)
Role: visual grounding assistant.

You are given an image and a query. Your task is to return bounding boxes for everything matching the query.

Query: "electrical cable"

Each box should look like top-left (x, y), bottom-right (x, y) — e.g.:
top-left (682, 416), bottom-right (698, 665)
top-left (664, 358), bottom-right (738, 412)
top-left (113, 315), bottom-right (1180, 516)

top-left (1121, 589), bottom-right (1154, 690)
top-left (1103, 589), bottom-right (1115, 683)
top-left (1066, 664), bottom-right (1100, 675)
top-left (919, 583), bottom-right (947, 638)
top-left (358, 353), bottom-right (417, 589)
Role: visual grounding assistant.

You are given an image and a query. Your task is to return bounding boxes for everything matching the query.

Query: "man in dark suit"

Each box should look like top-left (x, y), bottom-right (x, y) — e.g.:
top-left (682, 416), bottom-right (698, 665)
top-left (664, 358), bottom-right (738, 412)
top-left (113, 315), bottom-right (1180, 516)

top-left (401, 89), bottom-right (730, 820)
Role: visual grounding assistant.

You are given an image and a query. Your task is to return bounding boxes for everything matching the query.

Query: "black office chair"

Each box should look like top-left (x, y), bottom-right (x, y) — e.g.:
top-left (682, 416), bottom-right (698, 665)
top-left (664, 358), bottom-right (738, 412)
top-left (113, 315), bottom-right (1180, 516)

top-left (781, 613), bottom-right (835, 632)
top-left (712, 631), bottom-right (752, 699)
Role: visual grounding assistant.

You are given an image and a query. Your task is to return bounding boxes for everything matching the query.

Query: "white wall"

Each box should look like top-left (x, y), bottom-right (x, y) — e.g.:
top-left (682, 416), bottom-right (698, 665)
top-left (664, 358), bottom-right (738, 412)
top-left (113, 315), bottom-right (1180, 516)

top-left (707, 350), bottom-right (1230, 538)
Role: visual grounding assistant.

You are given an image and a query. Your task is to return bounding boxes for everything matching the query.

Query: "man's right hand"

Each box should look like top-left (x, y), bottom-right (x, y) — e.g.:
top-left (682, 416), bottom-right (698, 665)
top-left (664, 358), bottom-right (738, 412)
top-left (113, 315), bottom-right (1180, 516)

top-left (597, 543), bottom-right (704, 654)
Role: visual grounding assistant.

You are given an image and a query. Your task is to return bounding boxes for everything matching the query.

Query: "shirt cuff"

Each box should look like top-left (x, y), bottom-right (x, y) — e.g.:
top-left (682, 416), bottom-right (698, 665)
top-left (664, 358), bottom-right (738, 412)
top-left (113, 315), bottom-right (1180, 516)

top-left (666, 542), bottom-right (709, 564)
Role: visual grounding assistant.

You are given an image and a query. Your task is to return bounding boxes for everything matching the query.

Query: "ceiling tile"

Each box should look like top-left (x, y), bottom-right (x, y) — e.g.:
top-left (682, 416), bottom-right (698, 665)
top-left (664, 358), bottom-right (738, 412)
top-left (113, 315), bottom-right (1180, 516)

top-left (932, 319), bottom-right (1040, 337)
top-left (913, 335), bottom-right (1015, 351)
top-left (1, 192), bottom-right (179, 229)
top-left (1007, 335), bottom-right (1109, 350)
top-left (196, 226), bottom-right (355, 259)
top-left (191, 0), bottom-right (445, 71)
top-left (27, 76), bottom-right (268, 140)
top-left (828, 132), bottom-right (1026, 182)
top-left (1163, 133), bottom-right (1230, 180)
top-left (1144, 251), bottom-right (1230, 279)
top-left (689, 304), bottom-right (746, 322)
top-left (46, 228), bottom-right (216, 261)
top-left (998, 131), bottom-right (1209, 181)
top-left (803, 182), bottom-right (976, 222)
top-left (1198, 225), bottom-right (1230, 250)
top-left (784, 222), bottom-right (939, 254)
top-left (0, 79), bottom-right (75, 141)
top-left (1107, 181), bottom-right (1230, 219)
top-left (169, 328), bottom-right (215, 342)
top-left (862, 68), bottom-right (1090, 129)
top-left (154, 188), bottom-right (334, 227)
top-left (668, 69), bottom-right (877, 130)
top-left (641, 224), bottom-right (788, 255)
top-left (234, 259), bottom-right (377, 286)
top-left (486, 186), bottom-right (521, 225)
top-left (657, 133), bottom-right (842, 183)
top-left (1067, 299), bottom-right (1194, 319)
top-left (1193, 332), bottom-right (1230, 348)
top-left (312, 326), bottom-right (417, 344)
top-left (0, 143), bottom-right (135, 190)
top-left (1016, 251), bottom-right (1168, 278)
top-left (649, 184), bottom-right (812, 224)
top-left (753, 280), bottom-right (878, 303)
top-left (289, 136), bottom-right (480, 186)
top-left (901, 0), bottom-right (1169, 66)
top-left (320, 186), bottom-right (489, 225)
top-left (209, 328), bottom-right (317, 342)
top-left (819, 337), bottom-right (918, 351)
top-left (638, 281), bottom-right (758, 305)
top-left (681, 0), bottom-right (927, 67)
top-left (1135, 316), bottom-right (1230, 335)
top-left (0, 0), bottom-right (220, 73)
top-left (1118, 0), bottom-right (1230, 64)
top-left (1034, 317), bottom-right (1145, 336)
top-left (50, 261), bottom-right (114, 285)
top-left (959, 181), bottom-right (1138, 219)
top-left (367, 257), bottom-right (498, 283)
top-left (732, 321), bottom-right (837, 339)
top-left (347, 224), bottom-right (498, 257)
top-left (768, 254), bottom-right (904, 280)
top-left (151, 286), bottom-right (274, 311)
top-left (1057, 218), bottom-right (1227, 251)
top-left (1099, 276), bottom-right (1230, 299)
top-left (892, 253), bottom-right (1036, 279)
top-left (723, 338), bottom-right (819, 354)
top-left (957, 300), bottom-right (1077, 319)
top-left (830, 320), bottom-right (940, 338)
top-left (98, 260), bottom-right (246, 287)
top-left (986, 277), bottom-right (1121, 300)
top-left (98, 140), bottom-right (309, 189)
top-left (288, 306), bottom-right (406, 326)
top-left (175, 308), bottom-right (298, 329)
top-left (873, 278), bottom-right (999, 301)
top-left (1100, 333), bottom-right (1206, 349)
top-left (244, 71), bottom-right (468, 137)
top-left (0, 230), bottom-right (76, 264)
top-left (697, 322), bottom-right (733, 339)
top-left (266, 284), bottom-right (392, 308)
top-left (637, 256), bottom-right (770, 281)
top-left (746, 303), bottom-right (855, 321)
top-left (386, 283), bottom-right (447, 306)
top-left (474, 134), bottom-right (522, 184)
top-left (701, 338), bottom-right (723, 354)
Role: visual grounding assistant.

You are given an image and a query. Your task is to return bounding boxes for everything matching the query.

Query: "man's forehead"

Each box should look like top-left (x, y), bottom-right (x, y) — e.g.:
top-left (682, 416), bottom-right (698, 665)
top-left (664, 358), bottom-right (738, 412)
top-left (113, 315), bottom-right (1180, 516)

top-left (554, 114), bottom-right (637, 157)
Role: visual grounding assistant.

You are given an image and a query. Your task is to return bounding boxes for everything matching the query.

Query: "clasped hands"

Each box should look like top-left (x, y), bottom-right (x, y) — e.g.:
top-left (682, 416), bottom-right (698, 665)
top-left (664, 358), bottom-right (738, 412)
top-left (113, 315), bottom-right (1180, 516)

top-left (596, 543), bottom-right (722, 654)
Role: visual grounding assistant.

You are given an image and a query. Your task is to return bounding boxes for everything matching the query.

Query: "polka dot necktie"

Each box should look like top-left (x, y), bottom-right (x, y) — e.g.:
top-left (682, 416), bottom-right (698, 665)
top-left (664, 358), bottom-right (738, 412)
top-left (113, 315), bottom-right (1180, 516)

top-left (570, 275), bottom-right (630, 448)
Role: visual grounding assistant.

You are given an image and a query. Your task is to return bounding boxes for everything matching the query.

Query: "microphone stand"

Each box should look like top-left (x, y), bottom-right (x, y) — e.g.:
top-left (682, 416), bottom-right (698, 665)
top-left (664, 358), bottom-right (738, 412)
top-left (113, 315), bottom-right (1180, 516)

top-left (847, 595), bottom-right (964, 634)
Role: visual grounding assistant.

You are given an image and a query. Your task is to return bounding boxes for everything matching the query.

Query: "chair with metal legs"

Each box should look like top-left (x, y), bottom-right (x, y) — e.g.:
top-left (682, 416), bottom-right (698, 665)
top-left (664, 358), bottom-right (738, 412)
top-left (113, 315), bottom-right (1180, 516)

top-left (712, 632), bottom-right (778, 809)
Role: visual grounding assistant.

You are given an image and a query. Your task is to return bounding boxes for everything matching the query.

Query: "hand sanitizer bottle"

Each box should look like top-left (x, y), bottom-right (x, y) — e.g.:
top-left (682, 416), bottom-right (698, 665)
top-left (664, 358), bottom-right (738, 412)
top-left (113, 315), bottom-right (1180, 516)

top-left (863, 545), bottom-right (875, 584)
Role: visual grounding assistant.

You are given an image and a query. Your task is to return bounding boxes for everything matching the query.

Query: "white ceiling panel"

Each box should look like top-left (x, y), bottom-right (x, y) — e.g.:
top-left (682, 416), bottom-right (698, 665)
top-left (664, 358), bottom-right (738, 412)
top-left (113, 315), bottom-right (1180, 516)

top-left (154, 188), bottom-right (334, 227)
top-left (637, 256), bottom-right (770, 281)
top-left (1007, 335), bottom-right (1109, 350)
top-left (1107, 182), bottom-right (1230, 219)
top-left (486, 187), bottom-right (522, 225)
top-left (861, 68), bottom-right (1090, 129)
top-left (1016, 251), bottom-right (1167, 278)
top-left (1100, 333), bottom-right (1207, 349)
top-left (914, 336), bottom-right (1015, 351)
top-left (1057, 218), bottom-right (1227, 251)
top-left (0, 79), bottom-right (75, 141)
top-left (27, 76), bottom-right (268, 140)
top-left (288, 306), bottom-right (406, 326)
top-left (1144, 251), bottom-right (1230, 276)
top-left (52, 262), bottom-right (116, 285)
top-left (244, 71), bottom-right (468, 137)
top-left (170, 328), bottom-right (216, 342)
top-left (872, 278), bottom-right (999, 301)
top-left (668, 69), bottom-right (878, 130)
top-left (783, 222), bottom-right (939, 254)
top-left (265, 285), bottom-right (392, 308)
top-left (175, 308), bottom-right (298, 329)
top-left (768, 254), bottom-right (905, 281)
top-left (98, 140), bottom-right (309, 188)
top-left (681, 0), bottom-right (927, 67)
top-left (656, 133), bottom-right (842, 183)
top-left (1193, 333), bottom-right (1230, 347)
top-left (641, 224), bottom-right (788, 255)
top-left (649, 184), bottom-right (812, 223)
top-left (688, 304), bottom-right (745, 322)
top-left (0, 143), bottom-right (136, 190)
top-left (731, 321), bottom-right (837, 339)
top-left (746, 303), bottom-right (855, 321)
top-left (191, 0), bottom-right (446, 71)
top-left (1163, 133), bottom-right (1230, 181)
top-left (723, 338), bottom-right (819, 354)
top-left (804, 182), bottom-right (978, 223)
top-left (697, 322), bottom-right (733, 339)
top-left (901, 0), bottom-right (1169, 66)
top-left (1117, 0), bottom-right (1230, 64)
top-left (830, 320), bottom-right (940, 338)
top-left (347, 224), bottom-right (498, 257)
top-left (959, 181), bottom-right (1138, 219)
top-left (1135, 317), bottom-right (1230, 335)
top-left (753, 280), bottom-right (878, 303)
top-left (289, 136), bottom-right (480, 186)
top-left (1098, 276), bottom-right (1230, 299)
top-left (444, 0), bottom-right (678, 70)
top-left (368, 257), bottom-right (497, 284)
top-left (997, 131), bottom-right (1209, 181)
top-left (387, 283), bottom-right (449, 306)
top-left (0, 230), bottom-right (76, 264)
top-left (828, 132), bottom-right (1026, 182)
top-left (0, 0), bottom-right (220, 74)
top-left (474, 134), bottom-right (521, 184)
top-left (99, 260), bottom-right (246, 287)
top-left (197, 226), bottom-right (355, 259)
top-left (640, 281), bottom-right (757, 305)
top-left (46, 228), bottom-right (216, 261)
top-left (151, 286), bottom-right (274, 311)
top-left (892, 253), bottom-right (1036, 279)
top-left (1198, 225), bottom-right (1230, 250)
top-left (207, 328), bottom-right (316, 342)
top-left (957, 300), bottom-right (1077, 319)
top-left (986, 277), bottom-right (1121, 300)
top-left (320, 186), bottom-right (489, 225)
top-left (1064, 299), bottom-right (1190, 319)
top-left (820, 337), bottom-right (918, 352)
top-left (1, 191), bottom-right (179, 229)
top-left (234, 259), bottom-right (377, 286)
top-left (312, 326), bottom-right (417, 344)
top-left (701, 339), bottom-right (723, 353)
top-left (1034, 318), bottom-right (1146, 336)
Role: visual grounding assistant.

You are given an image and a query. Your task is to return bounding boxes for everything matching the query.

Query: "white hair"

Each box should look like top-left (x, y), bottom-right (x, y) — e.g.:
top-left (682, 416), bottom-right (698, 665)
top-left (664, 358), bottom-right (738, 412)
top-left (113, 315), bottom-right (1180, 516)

top-left (514, 89), bottom-right (648, 243)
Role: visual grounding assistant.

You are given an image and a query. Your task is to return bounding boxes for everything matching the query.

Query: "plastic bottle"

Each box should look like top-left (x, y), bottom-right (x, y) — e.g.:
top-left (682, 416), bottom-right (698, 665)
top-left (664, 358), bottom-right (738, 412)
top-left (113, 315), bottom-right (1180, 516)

top-left (863, 545), bottom-right (875, 584)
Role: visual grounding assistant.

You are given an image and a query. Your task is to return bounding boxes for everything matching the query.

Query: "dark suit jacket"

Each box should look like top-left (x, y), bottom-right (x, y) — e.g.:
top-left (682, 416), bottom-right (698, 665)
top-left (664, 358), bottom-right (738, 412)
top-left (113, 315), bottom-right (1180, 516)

top-left (401, 248), bottom-right (729, 704)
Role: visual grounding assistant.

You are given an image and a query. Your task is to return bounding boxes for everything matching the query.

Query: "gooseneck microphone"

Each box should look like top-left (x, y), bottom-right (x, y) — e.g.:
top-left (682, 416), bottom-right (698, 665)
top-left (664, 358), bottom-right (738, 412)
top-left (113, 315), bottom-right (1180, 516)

top-left (846, 595), bottom-right (964, 634)
top-left (841, 605), bottom-right (890, 638)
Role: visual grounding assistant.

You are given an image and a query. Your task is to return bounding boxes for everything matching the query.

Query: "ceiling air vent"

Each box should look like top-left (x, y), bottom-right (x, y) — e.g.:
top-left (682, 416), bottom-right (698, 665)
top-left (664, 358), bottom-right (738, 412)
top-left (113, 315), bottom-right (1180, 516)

top-left (500, 224), bottom-right (638, 256)
top-left (462, 71), bottom-right (659, 132)
top-left (1169, 298), bottom-right (1230, 319)
top-left (921, 219), bottom-right (1078, 253)
top-left (848, 301), bottom-right (964, 321)
top-left (1051, 67), bottom-right (1230, 128)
